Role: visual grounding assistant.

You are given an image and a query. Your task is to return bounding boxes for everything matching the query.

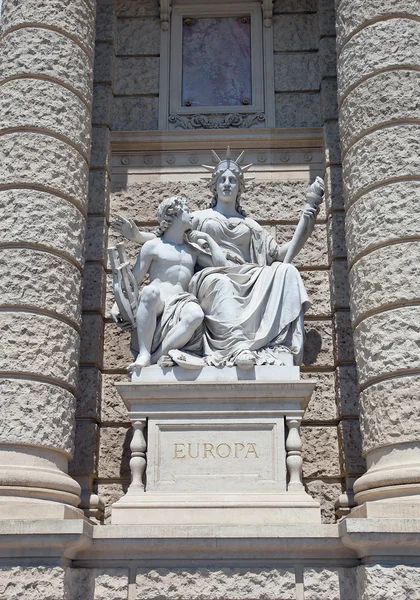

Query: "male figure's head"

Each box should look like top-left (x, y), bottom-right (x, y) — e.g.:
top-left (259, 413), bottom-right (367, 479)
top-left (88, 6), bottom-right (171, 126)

top-left (155, 196), bottom-right (191, 237)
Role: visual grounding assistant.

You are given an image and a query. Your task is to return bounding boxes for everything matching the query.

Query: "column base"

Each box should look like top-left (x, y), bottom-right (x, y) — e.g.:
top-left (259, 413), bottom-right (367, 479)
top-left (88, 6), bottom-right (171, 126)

top-left (353, 442), bottom-right (420, 517)
top-left (0, 444), bottom-right (81, 517)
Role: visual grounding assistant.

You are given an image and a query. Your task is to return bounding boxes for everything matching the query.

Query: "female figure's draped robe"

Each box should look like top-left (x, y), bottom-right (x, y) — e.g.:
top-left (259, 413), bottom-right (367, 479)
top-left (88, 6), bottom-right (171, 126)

top-left (189, 211), bottom-right (310, 366)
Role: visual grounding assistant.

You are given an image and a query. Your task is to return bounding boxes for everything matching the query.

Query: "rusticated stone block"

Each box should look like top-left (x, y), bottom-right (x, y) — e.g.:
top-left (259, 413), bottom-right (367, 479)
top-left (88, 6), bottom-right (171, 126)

top-left (0, 28), bottom-right (93, 103)
top-left (1, 0), bottom-right (95, 51)
top-left (302, 320), bottom-right (334, 368)
top-left (135, 568), bottom-right (296, 600)
top-left (336, 0), bottom-right (420, 48)
top-left (76, 367), bottom-right (101, 420)
top-left (304, 480), bottom-right (343, 523)
top-left (360, 374), bottom-right (420, 455)
top-left (94, 43), bottom-right (115, 85)
top-left (113, 97), bottom-right (159, 131)
top-left (96, 4), bottom-right (115, 43)
top-left (319, 36), bottom-right (337, 78)
top-left (0, 131), bottom-right (89, 213)
top-left (304, 568), bottom-right (357, 600)
top-left (110, 180), bottom-right (311, 224)
top-left (94, 570), bottom-right (129, 600)
top-left (92, 84), bottom-right (113, 127)
top-left (0, 566), bottom-right (65, 600)
top-left (103, 322), bottom-right (133, 370)
top-left (83, 262), bottom-right (107, 313)
top-left (98, 425), bottom-right (132, 479)
top-left (275, 92), bottom-right (321, 128)
top-left (0, 311), bottom-right (79, 390)
top-left (0, 248), bottom-right (82, 326)
top-left (80, 314), bottom-right (104, 367)
top-left (115, 0), bottom-right (160, 18)
top-left (91, 127), bottom-right (111, 171)
top-left (0, 378), bottom-right (75, 454)
top-left (97, 482), bottom-right (129, 524)
top-left (333, 311), bottom-right (354, 363)
top-left (355, 564), bottom-right (420, 599)
top-left (300, 270), bottom-right (331, 318)
top-left (69, 419), bottom-right (98, 475)
top-left (336, 364), bottom-right (359, 417)
top-left (116, 18), bottom-right (161, 55)
top-left (350, 242), bottom-right (420, 324)
top-left (301, 425), bottom-right (340, 477)
top-left (318, 4), bottom-right (336, 37)
top-left (276, 224), bottom-right (328, 268)
top-left (115, 57), bottom-right (160, 95)
top-left (337, 19), bottom-right (420, 98)
top-left (273, 14), bottom-right (318, 51)
top-left (338, 419), bottom-right (365, 474)
top-left (102, 373), bottom-right (131, 423)
top-left (323, 120), bottom-right (341, 166)
top-left (324, 165), bottom-right (344, 212)
top-left (0, 189), bottom-right (86, 264)
top-left (343, 124), bottom-right (420, 202)
top-left (0, 79), bottom-right (91, 156)
top-left (274, 53), bottom-right (320, 91)
top-left (320, 78), bottom-right (338, 121)
top-left (345, 181), bottom-right (420, 263)
top-left (89, 169), bottom-right (110, 216)
top-left (273, 0), bottom-right (317, 13)
top-left (301, 371), bottom-right (337, 422)
top-left (85, 215), bottom-right (108, 263)
top-left (330, 259), bottom-right (350, 310)
top-left (330, 214), bottom-right (347, 263)
top-left (340, 70), bottom-right (420, 152)
top-left (354, 307), bottom-right (420, 388)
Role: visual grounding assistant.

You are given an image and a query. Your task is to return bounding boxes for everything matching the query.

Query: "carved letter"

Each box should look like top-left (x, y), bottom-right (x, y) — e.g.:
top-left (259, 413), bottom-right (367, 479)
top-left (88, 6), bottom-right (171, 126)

top-left (173, 443), bottom-right (185, 459)
top-left (203, 443), bottom-right (215, 458)
top-left (245, 443), bottom-right (259, 458)
top-left (188, 443), bottom-right (199, 458)
top-left (216, 443), bottom-right (231, 458)
top-left (234, 443), bottom-right (245, 457)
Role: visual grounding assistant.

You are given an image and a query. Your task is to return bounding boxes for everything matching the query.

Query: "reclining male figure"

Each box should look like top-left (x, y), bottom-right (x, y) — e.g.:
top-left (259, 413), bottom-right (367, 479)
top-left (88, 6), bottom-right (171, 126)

top-left (128, 196), bottom-right (226, 369)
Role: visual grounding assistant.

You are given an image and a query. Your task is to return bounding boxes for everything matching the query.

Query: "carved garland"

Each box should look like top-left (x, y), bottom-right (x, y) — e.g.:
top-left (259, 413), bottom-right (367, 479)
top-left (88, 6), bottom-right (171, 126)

top-left (168, 112), bottom-right (266, 130)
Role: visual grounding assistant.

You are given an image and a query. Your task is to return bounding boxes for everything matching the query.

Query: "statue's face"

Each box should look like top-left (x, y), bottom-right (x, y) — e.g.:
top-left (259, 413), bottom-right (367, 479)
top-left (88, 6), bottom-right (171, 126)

top-left (216, 168), bottom-right (239, 202)
top-left (176, 207), bottom-right (193, 231)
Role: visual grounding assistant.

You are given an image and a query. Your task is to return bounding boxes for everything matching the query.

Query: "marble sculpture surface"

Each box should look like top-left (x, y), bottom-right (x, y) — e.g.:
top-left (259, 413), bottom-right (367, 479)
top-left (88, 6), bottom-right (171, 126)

top-left (110, 148), bottom-right (324, 370)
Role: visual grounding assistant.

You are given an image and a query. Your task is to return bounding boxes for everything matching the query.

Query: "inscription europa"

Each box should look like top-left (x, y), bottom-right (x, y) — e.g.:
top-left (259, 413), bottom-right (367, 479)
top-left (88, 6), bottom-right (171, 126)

top-left (173, 442), bottom-right (259, 459)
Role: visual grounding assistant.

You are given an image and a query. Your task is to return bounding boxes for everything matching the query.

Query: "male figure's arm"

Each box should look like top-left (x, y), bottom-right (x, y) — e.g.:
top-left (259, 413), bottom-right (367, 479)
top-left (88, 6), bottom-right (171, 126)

top-left (132, 240), bottom-right (155, 284)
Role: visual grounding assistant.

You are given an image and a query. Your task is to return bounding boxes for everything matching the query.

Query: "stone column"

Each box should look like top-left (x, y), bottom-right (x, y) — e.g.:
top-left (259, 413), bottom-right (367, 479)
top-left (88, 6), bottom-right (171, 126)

top-left (0, 0), bottom-right (96, 516)
top-left (335, 1), bottom-right (420, 513)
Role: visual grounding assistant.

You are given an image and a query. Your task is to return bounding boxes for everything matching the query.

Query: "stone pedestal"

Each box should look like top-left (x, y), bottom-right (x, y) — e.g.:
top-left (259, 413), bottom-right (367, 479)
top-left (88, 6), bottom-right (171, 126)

top-left (111, 364), bottom-right (321, 525)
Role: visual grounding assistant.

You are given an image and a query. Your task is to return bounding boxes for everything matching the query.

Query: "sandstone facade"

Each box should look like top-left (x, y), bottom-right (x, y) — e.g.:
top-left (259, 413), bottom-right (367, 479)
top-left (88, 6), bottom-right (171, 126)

top-left (0, 0), bottom-right (419, 597)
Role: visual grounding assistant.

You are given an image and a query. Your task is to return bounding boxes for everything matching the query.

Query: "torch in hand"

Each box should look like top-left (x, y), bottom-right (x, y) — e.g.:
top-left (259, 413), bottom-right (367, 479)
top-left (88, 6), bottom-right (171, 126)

top-left (283, 176), bottom-right (325, 264)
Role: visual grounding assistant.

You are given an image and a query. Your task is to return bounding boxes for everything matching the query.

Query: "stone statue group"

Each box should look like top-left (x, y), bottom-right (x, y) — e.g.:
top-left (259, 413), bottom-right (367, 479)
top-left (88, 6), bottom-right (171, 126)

top-left (109, 148), bottom-right (324, 371)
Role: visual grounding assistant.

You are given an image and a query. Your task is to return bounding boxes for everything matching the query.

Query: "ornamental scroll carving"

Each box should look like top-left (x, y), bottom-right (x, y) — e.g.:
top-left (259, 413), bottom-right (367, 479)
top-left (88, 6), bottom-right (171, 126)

top-left (168, 112), bottom-right (266, 130)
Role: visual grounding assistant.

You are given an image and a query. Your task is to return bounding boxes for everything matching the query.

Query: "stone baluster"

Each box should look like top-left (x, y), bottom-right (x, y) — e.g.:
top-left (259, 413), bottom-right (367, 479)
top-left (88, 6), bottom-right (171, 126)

top-left (286, 417), bottom-right (304, 493)
top-left (0, 0), bottom-right (96, 517)
top-left (128, 420), bottom-right (147, 494)
top-left (335, 0), bottom-right (420, 514)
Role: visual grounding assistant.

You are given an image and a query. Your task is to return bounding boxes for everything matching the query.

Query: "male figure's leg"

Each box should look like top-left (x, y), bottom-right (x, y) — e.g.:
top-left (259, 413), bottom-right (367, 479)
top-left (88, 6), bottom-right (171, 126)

top-left (154, 302), bottom-right (204, 361)
top-left (130, 285), bottom-right (164, 368)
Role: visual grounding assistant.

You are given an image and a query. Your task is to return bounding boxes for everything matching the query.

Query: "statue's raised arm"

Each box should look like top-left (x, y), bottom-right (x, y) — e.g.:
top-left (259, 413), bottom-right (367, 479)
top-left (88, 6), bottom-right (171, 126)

top-left (111, 214), bottom-right (157, 245)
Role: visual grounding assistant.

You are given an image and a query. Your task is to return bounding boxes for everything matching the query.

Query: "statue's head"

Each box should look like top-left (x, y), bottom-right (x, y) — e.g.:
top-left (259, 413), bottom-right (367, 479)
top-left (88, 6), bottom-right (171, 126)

top-left (155, 196), bottom-right (190, 237)
top-left (202, 147), bottom-right (254, 216)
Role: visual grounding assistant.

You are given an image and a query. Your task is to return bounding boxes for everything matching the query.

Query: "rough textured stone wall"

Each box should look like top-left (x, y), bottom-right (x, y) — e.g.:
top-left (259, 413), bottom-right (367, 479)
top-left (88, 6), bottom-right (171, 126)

top-left (335, 0), bottom-right (420, 499)
top-left (78, 0), bottom-right (360, 523)
top-left (0, 0), bottom-right (96, 503)
top-left (113, 0), bottom-right (160, 130)
top-left (273, 0), bottom-right (321, 128)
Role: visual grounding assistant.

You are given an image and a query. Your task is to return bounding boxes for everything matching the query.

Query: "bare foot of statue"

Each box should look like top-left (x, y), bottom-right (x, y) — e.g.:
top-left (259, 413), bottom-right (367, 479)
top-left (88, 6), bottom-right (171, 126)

top-left (235, 350), bottom-right (257, 369)
top-left (128, 352), bottom-right (151, 371)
